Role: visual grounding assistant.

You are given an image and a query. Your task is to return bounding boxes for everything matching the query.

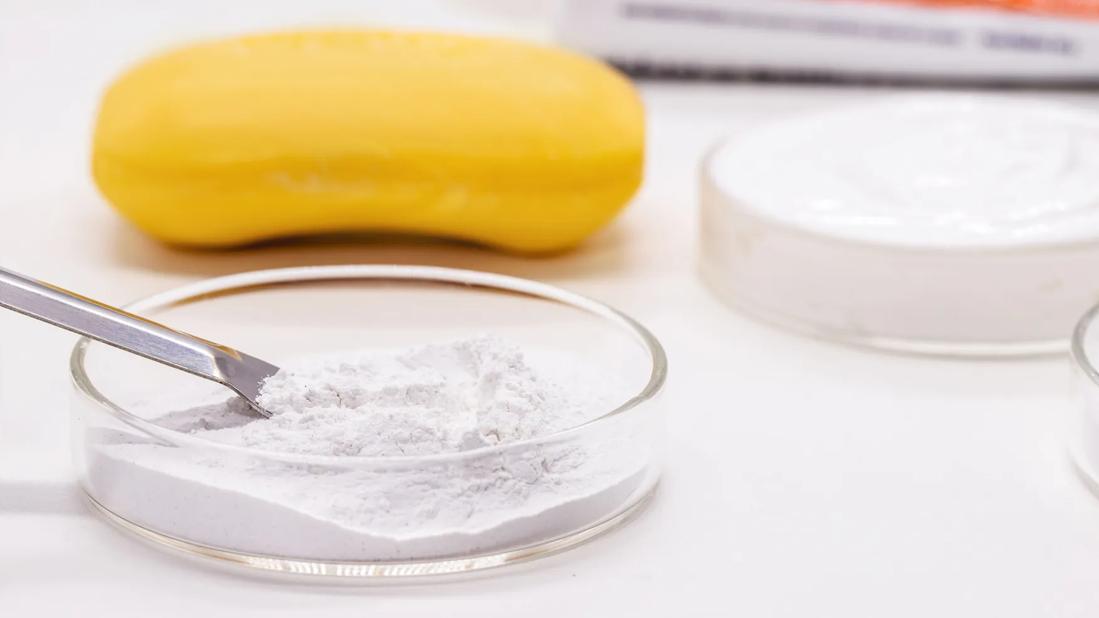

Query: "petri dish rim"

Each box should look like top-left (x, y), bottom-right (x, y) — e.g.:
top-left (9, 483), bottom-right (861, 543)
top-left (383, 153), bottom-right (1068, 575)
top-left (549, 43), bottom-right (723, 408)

top-left (1072, 302), bottom-right (1099, 385)
top-left (85, 488), bottom-right (657, 580)
top-left (69, 264), bottom-right (667, 467)
top-left (700, 259), bottom-right (1066, 358)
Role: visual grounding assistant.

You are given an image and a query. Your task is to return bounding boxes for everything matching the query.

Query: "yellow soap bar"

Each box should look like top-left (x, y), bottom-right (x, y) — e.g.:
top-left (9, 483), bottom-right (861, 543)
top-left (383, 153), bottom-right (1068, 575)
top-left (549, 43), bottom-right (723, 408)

top-left (91, 30), bottom-right (645, 252)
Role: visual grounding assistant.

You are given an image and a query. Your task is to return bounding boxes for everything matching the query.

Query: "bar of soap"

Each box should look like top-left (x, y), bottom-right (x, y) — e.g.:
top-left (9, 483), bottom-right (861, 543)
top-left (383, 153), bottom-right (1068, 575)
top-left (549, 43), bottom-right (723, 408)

top-left (91, 30), bottom-right (645, 252)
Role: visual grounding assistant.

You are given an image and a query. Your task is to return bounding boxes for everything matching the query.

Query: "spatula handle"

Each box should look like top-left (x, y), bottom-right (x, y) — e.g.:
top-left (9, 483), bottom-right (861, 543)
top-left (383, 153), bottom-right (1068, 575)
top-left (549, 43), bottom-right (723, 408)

top-left (0, 266), bottom-right (240, 385)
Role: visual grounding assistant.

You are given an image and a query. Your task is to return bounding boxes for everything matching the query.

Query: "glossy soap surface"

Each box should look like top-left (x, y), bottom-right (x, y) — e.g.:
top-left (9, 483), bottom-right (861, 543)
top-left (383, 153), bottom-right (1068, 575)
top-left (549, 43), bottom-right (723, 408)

top-left (92, 31), bottom-right (644, 252)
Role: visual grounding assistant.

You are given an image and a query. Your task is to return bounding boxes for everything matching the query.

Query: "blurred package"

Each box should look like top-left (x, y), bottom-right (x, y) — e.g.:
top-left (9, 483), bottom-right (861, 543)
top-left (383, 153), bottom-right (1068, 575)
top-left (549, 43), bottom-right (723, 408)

top-left (557, 0), bottom-right (1099, 83)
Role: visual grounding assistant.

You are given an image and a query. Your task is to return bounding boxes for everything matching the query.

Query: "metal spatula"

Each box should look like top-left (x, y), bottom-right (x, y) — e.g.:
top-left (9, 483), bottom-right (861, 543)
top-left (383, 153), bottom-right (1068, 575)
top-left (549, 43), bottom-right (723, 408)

top-left (0, 266), bottom-right (278, 417)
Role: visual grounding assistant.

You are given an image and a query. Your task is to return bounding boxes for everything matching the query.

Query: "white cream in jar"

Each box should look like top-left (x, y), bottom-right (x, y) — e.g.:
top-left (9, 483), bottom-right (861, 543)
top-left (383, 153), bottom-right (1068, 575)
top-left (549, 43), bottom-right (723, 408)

top-left (700, 95), bottom-right (1099, 353)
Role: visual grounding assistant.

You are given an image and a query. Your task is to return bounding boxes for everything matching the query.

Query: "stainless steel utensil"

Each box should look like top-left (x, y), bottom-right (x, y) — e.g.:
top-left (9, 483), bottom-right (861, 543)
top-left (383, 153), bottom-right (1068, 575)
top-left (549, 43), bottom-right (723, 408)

top-left (0, 266), bottom-right (278, 417)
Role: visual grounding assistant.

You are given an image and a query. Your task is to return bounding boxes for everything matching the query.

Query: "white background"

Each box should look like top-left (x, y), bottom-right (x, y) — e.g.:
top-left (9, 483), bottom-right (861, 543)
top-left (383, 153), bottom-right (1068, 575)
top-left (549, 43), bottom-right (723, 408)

top-left (3, 1), bottom-right (1099, 616)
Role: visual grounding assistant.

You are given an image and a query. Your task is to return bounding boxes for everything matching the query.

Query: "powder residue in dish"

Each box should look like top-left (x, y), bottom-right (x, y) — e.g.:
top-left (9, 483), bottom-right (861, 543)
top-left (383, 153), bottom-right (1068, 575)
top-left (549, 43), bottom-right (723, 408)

top-left (229, 336), bottom-right (590, 456)
top-left (84, 336), bottom-right (650, 561)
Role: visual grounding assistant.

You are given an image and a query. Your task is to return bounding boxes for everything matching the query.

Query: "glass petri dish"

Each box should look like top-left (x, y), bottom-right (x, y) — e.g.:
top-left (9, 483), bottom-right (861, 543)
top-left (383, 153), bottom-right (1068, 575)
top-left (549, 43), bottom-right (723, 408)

top-left (700, 96), bottom-right (1099, 357)
top-left (1071, 303), bottom-right (1099, 488)
top-left (70, 265), bottom-right (666, 579)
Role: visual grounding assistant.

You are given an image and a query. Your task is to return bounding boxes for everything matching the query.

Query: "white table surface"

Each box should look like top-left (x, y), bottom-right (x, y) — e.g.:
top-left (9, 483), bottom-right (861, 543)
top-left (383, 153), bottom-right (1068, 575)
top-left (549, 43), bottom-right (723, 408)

top-left (4, 2), bottom-right (1099, 616)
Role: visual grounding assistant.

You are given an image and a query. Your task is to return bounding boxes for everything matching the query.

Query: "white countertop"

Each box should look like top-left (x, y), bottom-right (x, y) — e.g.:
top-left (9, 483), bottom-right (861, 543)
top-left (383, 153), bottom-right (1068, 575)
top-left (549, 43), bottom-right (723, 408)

top-left (4, 2), bottom-right (1099, 616)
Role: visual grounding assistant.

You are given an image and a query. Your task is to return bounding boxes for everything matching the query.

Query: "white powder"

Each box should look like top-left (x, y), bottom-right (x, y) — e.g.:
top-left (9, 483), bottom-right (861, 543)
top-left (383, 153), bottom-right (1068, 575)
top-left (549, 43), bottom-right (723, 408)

top-left (708, 95), bottom-right (1099, 248)
top-left (84, 336), bottom-right (651, 561)
top-left (232, 336), bottom-right (590, 457)
top-left (700, 95), bottom-right (1099, 349)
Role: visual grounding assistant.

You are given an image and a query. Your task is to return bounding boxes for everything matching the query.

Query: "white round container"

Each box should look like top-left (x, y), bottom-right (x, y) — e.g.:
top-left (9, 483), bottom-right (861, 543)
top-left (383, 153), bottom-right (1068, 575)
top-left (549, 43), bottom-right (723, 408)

top-left (700, 95), bottom-right (1099, 355)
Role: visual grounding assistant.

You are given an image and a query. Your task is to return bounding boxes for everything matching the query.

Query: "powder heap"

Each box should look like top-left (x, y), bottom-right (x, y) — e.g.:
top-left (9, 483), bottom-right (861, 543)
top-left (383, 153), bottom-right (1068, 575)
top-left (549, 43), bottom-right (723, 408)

top-left (85, 336), bottom-right (650, 562)
top-left (220, 336), bottom-right (590, 457)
